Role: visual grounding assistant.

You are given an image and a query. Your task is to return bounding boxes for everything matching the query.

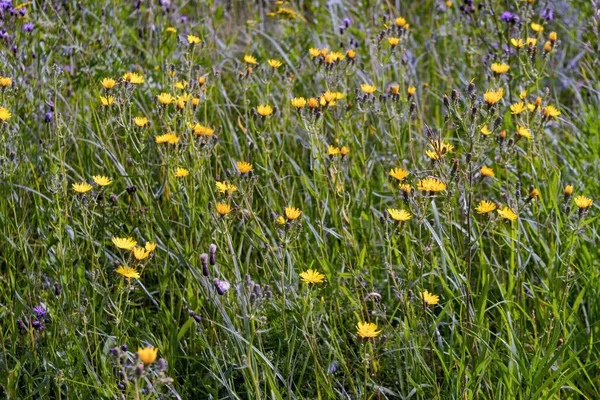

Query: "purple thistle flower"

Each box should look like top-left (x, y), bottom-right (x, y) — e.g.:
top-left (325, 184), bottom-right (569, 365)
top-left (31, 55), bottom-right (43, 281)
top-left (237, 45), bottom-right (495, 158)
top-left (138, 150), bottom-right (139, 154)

top-left (213, 278), bottom-right (230, 295)
top-left (343, 18), bottom-right (351, 28)
top-left (23, 22), bottom-right (34, 32)
top-left (541, 8), bottom-right (553, 21)
top-left (33, 305), bottom-right (46, 319)
top-left (501, 11), bottom-right (519, 24)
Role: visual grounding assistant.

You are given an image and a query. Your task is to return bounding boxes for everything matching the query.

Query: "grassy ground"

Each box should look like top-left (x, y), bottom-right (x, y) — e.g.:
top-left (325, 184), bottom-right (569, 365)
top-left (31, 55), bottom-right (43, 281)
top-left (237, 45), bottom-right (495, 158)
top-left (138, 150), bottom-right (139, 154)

top-left (1, 0), bottom-right (599, 398)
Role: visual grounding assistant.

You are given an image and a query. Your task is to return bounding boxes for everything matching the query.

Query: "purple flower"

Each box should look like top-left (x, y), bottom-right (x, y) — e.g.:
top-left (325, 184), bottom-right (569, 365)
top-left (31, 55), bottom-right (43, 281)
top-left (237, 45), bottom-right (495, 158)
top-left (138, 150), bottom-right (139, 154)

top-left (44, 111), bottom-right (53, 123)
top-left (0, 1), bottom-right (12, 10)
top-left (33, 305), bottom-right (46, 319)
top-left (343, 18), bottom-right (351, 28)
top-left (32, 320), bottom-right (45, 330)
top-left (500, 11), bottom-right (518, 23)
top-left (213, 278), bottom-right (230, 295)
top-left (541, 8), bottom-right (553, 21)
top-left (23, 22), bottom-right (34, 32)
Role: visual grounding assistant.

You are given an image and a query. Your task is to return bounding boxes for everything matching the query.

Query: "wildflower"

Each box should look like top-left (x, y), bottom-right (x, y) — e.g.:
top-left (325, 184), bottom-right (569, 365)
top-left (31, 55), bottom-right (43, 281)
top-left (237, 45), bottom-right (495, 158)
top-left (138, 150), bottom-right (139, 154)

top-left (133, 117), bottom-right (148, 127)
top-left (309, 48), bottom-right (321, 58)
top-left (100, 96), bottom-right (114, 106)
top-left (501, 11), bottom-right (519, 23)
top-left (497, 207), bottom-right (518, 221)
top-left (517, 126), bottom-right (532, 139)
top-left (420, 290), bottom-right (440, 305)
top-left (480, 166), bottom-right (494, 177)
top-left (426, 140), bottom-right (454, 160)
top-left (145, 242), bottom-right (157, 252)
top-left (157, 93), bottom-right (174, 105)
top-left (93, 175), bottom-right (112, 186)
top-left (574, 196), bottom-right (593, 209)
top-left (101, 78), bottom-right (116, 89)
top-left (213, 278), bottom-right (231, 295)
top-left (116, 265), bottom-right (140, 279)
top-left (138, 347), bottom-right (158, 364)
top-left (268, 59), bottom-right (283, 68)
top-left (192, 124), bottom-right (214, 136)
top-left (133, 247), bottom-right (150, 261)
top-left (527, 104), bottom-right (536, 112)
top-left (299, 269), bottom-right (325, 284)
top-left (531, 23), bottom-right (544, 32)
top-left (276, 216), bottom-right (286, 225)
top-left (187, 35), bottom-right (201, 44)
top-left (388, 37), bottom-right (400, 47)
top-left (216, 181), bottom-right (237, 194)
top-left (389, 167), bottom-right (409, 181)
top-left (483, 88), bottom-right (504, 105)
top-left (175, 167), bottom-right (189, 178)
top-left (526, 37), bottom-right (537, 47)
top-left (417, 177), bottom-right (446, 192)
top-left (285, 206), bottom-right (302, 220)
top-left (340, 146), bottom-right (350, 155)
top-left (346, 49), bottom-right (356, 59)
top-left (112, 237), bottom-right (137, 250)
top-left (0, 107), bottom-right (11, 121)
top-left (387, 208), bottom-right (411, 222)
top-left (399, 183), bottom-right (411, 193)
top-left (175, 81), bottom-right (188, 90)
top-left (543, 41), bottom-right (552, 52)
top-left (291, 97), bottom-right (306, 109)
top-left (166, 27), bottom-right (177, 33)
top-left (510, 102), bottom-right (526, 114)
top-left (361, 84), bottom-right (376, 94)
top-left (564, 185), bottom-right (573, 197)
top-left (244, 55), bottom-right (258, 65)
top-left (307, 98), bottom-right (319, 108)
top-left (321, 91), bottom-right (336, 104)
top-left (256, 104), bottom-right (273, 117)
top-left (216, 203), bottom-right (232, 216)
top-left (237, 161), bottom-right (253, 174)
top-left (155, 133), bottom-right (180, 144)
top-left (511, 38), bottom-right (525, 48)
top-left (327, 145), bottom-right (340, 156)
top-left (543, 105), bottom-right (561, 118)
top-left (72, 182), bottom-right (93, 193)
top-left (549, 32), bottom-right (557, 43)
top-left (490, 63), bottom-right (510, 74)
top-left (395, 16), bottom-right (407, 27)
top-left (480, 125), bottom-right (492, 135)
top-left (123, 72), bottom-right (144, 84)
top-left (476, 200), bottom-right (497, 214)
top-left (0, 76), bottom-right (12, 87)
top-left (529, 188), bottom-right (539, 200)
top-left (356, 321), bottom-right (381, 338)
top-left (407, 86), bottom-right (416, 96)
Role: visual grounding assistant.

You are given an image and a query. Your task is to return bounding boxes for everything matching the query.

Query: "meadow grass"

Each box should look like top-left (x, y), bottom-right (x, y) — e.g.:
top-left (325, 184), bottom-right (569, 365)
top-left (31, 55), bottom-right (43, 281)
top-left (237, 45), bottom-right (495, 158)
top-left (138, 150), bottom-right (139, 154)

top-left (1, 0), bottom-right (600, 398)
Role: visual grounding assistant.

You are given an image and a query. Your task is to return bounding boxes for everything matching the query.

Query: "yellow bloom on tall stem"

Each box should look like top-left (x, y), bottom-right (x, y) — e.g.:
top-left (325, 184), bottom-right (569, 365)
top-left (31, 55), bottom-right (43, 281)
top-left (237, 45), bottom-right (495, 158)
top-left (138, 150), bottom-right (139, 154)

top-left (426, 140), bottom-right (454, 160)
top-left (420, 290), bottom-right (439, 305)
top-left (138, 347), bottom-right (158, 364)
top-left (216, 203), bottom-right (232, 216)
top-left (483, 88), bottom-right (504, 105)
top-left (356, 321), bottom-right (381, 338)
top-left (93, 175), bottom-right (112, 186)
top-left (112, 237), bottom-right (137, 250)
top-left (267, 59), bottom-right (283, 68)
top-left (299, 269), bottom-right (325, 284)
top-left (291, 97), bottom-right (306, 109)
top-left (389, 167), bottom-right (409, 181)
top-left (388, 37), bottom-right (400, 46)
top-left (543, 105), bottom-right (561, 118)
top-left (123, 72), bottom-right (144, 84)
top-left (497, 207), bottom-right (518, 221)
top-left (134, 117), bottom-right (148, 127)
top-left (309, 48), bottom-right (321, 58)
top-left (285, 206), bottom-right (302, 220)
top-left (132, 247), bottom-right (150, 261)
top-left (101, 78), bottom-right (116, 89)
top-left (175, 167), bottom-right (189, 178)
top-left (100, 96), bottom-right (114, 106)
top-left (510, 102), bottom-right (526, 114)
top-left (216, 181), bottom-right (237, 194)
top-left (490, 63), bottom-right (509, 74)
top-left (387, 208), bottom-right (411, 221)
top-left (517, 126), bottom-right (532, 139)
top-left (327, 145), bottom-right (340, 156)
top-left (0, 107), bottom-right (11, 121)
top-left (0, 76), bottom-right (12, 87)
top-left (187, 35), bottom-right (201, 44)
top-left (157, 93), bottom-right (174, 105)
top-left (574, 196), bottom-right (593, 209)
top-left (480, 125), bottom-right (492, 135)
top-left (480, 166), bottom-right (494, 177)
top-left (244, 55), bottom-right (258, 65)
top-left (476, 200), bottom-right (497, 214)
top-left (237, 161), bottom-right (253, 174)
top-left (256, 104), bottom-right (273, 117)
top-left (145, 242), bottom-right (157, 252)
top-left (417, 177), bottom-right (446, 192)
top-left (72, 182), bottom-right (93, 193)
top-left (155, 133), bottom-right (180, 144)
top-left (192, 124), bottom-right (214, 136)
top-left (361, 84), bottom-right (376, 94)
top-left (511, 38), bottom-right (525, 48)
top-left (531, 22), bottom-right (544, 32)
top-left (116, 265), bottom-right (140, 280)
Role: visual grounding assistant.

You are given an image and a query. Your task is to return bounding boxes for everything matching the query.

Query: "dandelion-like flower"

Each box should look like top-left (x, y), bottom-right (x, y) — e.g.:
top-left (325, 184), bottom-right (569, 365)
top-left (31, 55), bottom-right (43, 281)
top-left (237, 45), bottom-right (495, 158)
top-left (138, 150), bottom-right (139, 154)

top-left (510, 102), bottom-right (526, 114)
top-left (123, 72), bottom-right (144, 84)
top-left (517, 126), bottom-right (532, 139)
top-left (237, 161), bottom-right (253, 173)
top-left (134, 117), bottom-right (148, 127)
top-left (526, 37), bottom-right (537, 47)
top-left (157, 93), bottom-right (174, 105)
top-left (497, 207), bottom-right (518, 221)
top-left (112, 237), bottom-right (137, 250)
top-left (256, 104), bottom-right (273, 117)
top-left (417, 177), bottom-right (446, 192)
top-left (100, 96), bottom-right (114, 106)
top-left (490, 63), bottom-right (509, 74)
top-left (574, 196), bottom-right (593, 209)
top-left (480, 166), bottom-right (494, 177)
top-left (216, 202), bottom-right (232, 216)
top-left (145, 242), bottom-right (157, 252)
top-left (0, 76), bottom-right (12, 87)
top-left (361, 84), bottom-right (376, 94)
top-left (420, 290), bottom-right (440, 305)
top-left (72, 182), bottom-right (93, 193)
top-left (531, 22), bottom-right (544, 32)
top-left (395, 16), bottom-right (407, 27)
top-left (101, 78), bottom-right (116, 89)
top-left (155, 133), bottom-right (180, 144)
top-left (387, 208), bottom-right (411, 221)
top-left (476, 200), bottom-right (497, 214)
top-left (192, 124), bottom-right (214, 136)
top-left (426, 140), bottom-right (454, 160)
top-left (356, 321), bottom-right (381, 338)
top-left (244, 55), bottom-right (258, 65)
top-left (564, 185), bottom-right (573, 196)
top-left (480, 125), bottom-right (492, 136)
top-left (388, 37), bottom-right (400, 47)
top-left (291, 97), bottom-right (306, 109)
top-left (175, 167), bottom-right (189, 178)
top-left (299, 269), bottom-right (325, 284)
top-left (407, 86), bottom-right (416, 96)
top-left (132, 247), bottom-right (150, 261)
top-left (187, 35), bottom-right (201, 44)
top-left (483, 88), bottom-right (504, 105)
top-left (93, 175), bottom-right (112, 186)
top-left (389, 167), bottom-right (409, 181)
top-left (138, 347), bottom-right (158, 364)
top-left (309, 48), bottom-right (321, 58)
top-left (285, 206), bottom-right (302, 220)
top-left (268, 59), bottom-right (283, 68)
top-left (510, 38), bottom-right (525, 48)
top-left (116, 265), bottom-right (140, 280)
top-left (543, 105), bottom-right (560, 118)
top-left (327, 146), bottom-right (340, 156)
top-left (216, 181), bottom-right (237, 194)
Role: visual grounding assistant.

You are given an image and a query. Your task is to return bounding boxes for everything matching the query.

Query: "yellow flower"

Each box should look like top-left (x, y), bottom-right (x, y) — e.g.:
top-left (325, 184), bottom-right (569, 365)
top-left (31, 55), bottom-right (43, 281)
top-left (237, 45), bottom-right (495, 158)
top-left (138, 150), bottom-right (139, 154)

top-left (399, 183), bottom-right (411, 193)
top-left (216, 202), bottom-right (232, 215)
top-left (276, 216), bottom-right (286, 225)
top-left (192, 124), bottom-right (214, 136)
top-left (388, 37), bottom-right (400, 46)
top-left (480, 166), bottom-right (494, 177)
top-left (72, 182), bottom-right (93, 193)
top-left (216, 181), bottom-right (237, 194)
top-left (237, 161), bottom-right (253, 173)
top-left (267, 59), bottom-right (283, 68)
top-left (574, 196), bottom-right (593, 209)
top-left (476, 200), bottom-right (497, 214)
top-left (527, 104), bottom-right (536, 112)
top-left (361, 84), bottom-right (376, 94)
top-left (510, 102), bottom-right (526, 114)
top-left (93, 175), bottom-right (112, 186)
top-left (564, 185), bottom-right (573, 196)
top-left (175, 80), bottom-right (188, 90)
top-left (531, 23), bottom-right (544, 32)
top-left (328, 51), bottom-right (345, 62)
top-left (340, 146), bottom-right (350, 155)
top-left (166, 27), bottom-right (177, 33)
top-left (100, 96), bottom-right (114, 106)
top-left (517, 126), bottom-right (532, 139)
top-left (132, 247), bottom-right (150, 260)
top-left (497, 207), bottom-right (518, 221)
top-left (356, 321), bottom-right (381, 338)
top-left (299, 269), bottom-right (325, 284)
top-left (187, 35), bottom-right (201, 44)
top-left (420, 290), bottom-right (440, 305)
top-left (0, 76), bottom-right (12, 87)
top-left (285, 206), bottom-right (302, 220)
top-left (134, 117), bottom-right (148, 127)
top-left (549, 32), bottom-right (557, 42)
top-left (407, 86), bottom-right (416, 96)
top-left (387, 208), bottom-right (411, 222)
top-left (346, 49), bottom-right (356, 59)
top-left (543, 105), bottom-right (561, 118)
top-left (446, 1), bottom-right (453, 6)
top-left (101, 78), bottom-right (116, 89)
top-left (0, 106), bottom-right (12, 121)
top-left (426, 140), bottom-right (454, 160)
top-left (256, 104), bottom-right (273, 117)
top-left (138, 347), bottom-right (158, 364)
top-left (145, 242), bottom-right (157, 252)
top-left (155, 133), bottom-right (180, 144)
top-left (116, 265), bottom-right (140, 280)
top-left (321, 91), bottom-right (336, 103)
top-left (490, 63), bottom-right (509, 74)
top-left (417, 177), bottom-right (447, 192)
top-left (123, 72), bottom-right (144, 84)
top-left (389, 167), bottom-right (409, 181)
top-left (244, 55), bottom-right (258, 65)
top-left (511, 38), bottom-right (525, 48)
top-left (309, 48), bottom-right (321, 58)
top-left (112, 237), bottom-right (137, 250)
top-left (291, 97), bottom-right (306, 109)
top-left (480, 125), bottom-right (492, 135)
top-left (328, 145), bottom-right (340, 156)
top-left (320, 48), bottom-right (329, 57)
top-left (543, 41), bottom-right (552, 52)
top-left (307, 98), bottom-right (319, 108)
top-left (483, 88), bottom-right (504, 105)
top-left (395, 16), bottom-right (407, 27)
top-left (175, 167), bottom-right (189, 178)
top-left (157, 93), bottom-right (174, 105)
top-left (519, 90), bottom-right (528, 100)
